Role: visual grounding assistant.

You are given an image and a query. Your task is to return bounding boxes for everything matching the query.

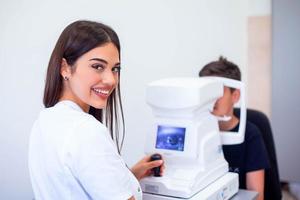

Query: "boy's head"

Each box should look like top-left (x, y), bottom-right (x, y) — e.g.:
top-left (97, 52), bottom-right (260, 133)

top-left (199, 56), bottom-right (241, 119)
top-left (199, 56), bottom-right (241, 81)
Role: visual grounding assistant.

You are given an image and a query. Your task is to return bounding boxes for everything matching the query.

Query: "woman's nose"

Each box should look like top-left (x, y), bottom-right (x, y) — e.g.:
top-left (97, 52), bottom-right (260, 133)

top-left (101, 69), bottom-right (118, 86)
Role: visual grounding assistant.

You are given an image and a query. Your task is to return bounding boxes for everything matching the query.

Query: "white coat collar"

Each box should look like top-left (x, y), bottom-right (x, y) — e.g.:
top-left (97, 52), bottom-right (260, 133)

top-left (57, 100), bottom-right (84, 112)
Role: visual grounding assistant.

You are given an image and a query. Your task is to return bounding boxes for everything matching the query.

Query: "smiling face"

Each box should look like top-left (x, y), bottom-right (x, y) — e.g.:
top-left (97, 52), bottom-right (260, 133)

top-left (60, 42), bottom-right (120, 112)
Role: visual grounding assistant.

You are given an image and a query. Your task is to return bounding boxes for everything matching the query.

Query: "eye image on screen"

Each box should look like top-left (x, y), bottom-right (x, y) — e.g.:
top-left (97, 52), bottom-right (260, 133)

top-left (155, 125), bottom-right (186, 151)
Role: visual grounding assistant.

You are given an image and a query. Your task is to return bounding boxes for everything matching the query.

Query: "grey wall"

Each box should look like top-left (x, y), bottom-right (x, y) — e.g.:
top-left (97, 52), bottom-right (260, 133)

top-left (272, 0), bottom-right (300, 182)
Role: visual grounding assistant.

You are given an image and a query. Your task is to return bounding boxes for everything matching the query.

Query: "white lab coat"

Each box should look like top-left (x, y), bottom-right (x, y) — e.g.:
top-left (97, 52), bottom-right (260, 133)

top-left (29, 100), bottom-right (142, 200)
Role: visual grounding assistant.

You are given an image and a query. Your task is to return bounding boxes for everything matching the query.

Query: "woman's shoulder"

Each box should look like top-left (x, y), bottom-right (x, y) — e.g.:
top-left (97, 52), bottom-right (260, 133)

top-left (38, 102), bottom-right (108, 135)
top-left (62, 110), bottom-right (114, 154)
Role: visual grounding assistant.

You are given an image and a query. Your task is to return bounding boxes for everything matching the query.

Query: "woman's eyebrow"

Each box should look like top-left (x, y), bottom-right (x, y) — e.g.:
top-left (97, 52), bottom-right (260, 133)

top-left (89, 58), bottom-right (120, 66)
top-left (89, 58), bottom-right (108, 64)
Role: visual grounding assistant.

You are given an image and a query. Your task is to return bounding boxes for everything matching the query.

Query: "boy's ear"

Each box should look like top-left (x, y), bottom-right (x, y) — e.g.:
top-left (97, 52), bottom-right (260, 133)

top-left (60, 58), bottom-right (71, 79)
top-left (232, 89), bottom-right (241, 103)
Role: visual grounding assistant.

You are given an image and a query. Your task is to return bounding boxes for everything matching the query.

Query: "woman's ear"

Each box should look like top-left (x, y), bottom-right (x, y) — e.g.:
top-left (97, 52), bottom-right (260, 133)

top-left (60, 58), bottom-right (71, 80)
top-left (232, 89), bottom-right (241, 104)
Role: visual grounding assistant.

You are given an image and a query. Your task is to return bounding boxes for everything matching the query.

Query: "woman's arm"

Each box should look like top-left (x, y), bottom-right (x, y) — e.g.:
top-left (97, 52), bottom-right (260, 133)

top-left (246, 169), bottom-right (265, 200)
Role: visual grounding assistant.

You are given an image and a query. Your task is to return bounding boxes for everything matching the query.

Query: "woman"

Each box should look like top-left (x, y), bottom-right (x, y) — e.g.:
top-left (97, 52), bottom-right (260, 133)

top-left (28, 20), bottom-right (163, 200)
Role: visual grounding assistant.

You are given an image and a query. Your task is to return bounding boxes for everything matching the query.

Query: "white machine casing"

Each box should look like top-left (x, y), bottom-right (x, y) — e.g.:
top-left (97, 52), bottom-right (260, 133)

top-left (140, 77), bottom-right (246, 200)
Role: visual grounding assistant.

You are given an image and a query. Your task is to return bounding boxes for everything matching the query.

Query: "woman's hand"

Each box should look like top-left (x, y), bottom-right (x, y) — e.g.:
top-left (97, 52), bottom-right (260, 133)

top-left (131, 155), bottom-right (165, 181)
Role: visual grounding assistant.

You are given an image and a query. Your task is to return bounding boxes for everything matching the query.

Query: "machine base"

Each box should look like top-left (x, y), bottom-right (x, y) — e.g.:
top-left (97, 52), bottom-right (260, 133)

top-left (143, 172), bottom-right (238, 200)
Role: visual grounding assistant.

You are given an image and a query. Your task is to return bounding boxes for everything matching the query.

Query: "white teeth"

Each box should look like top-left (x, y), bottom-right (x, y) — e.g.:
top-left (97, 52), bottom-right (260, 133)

top-left (93, 88), bottom-right (109, 95)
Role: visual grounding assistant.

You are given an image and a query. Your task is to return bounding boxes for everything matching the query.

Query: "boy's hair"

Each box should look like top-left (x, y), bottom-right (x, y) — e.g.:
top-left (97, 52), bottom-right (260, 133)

top-left (199, 56), bottom-right (241, 81)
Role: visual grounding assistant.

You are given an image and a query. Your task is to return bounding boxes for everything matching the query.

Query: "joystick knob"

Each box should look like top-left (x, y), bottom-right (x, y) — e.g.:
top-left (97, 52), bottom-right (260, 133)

top-left (150, 154), bottom-right (162, 177)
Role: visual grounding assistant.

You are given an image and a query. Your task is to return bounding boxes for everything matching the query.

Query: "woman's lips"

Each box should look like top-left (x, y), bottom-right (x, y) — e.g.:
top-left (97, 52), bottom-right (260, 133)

top-left (92, 88), bottom-right (110, 99)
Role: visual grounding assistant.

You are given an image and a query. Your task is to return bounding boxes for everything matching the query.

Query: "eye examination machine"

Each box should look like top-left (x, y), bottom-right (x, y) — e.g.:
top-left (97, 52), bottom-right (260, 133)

top-left (140, 77), bottom-right (246, 200)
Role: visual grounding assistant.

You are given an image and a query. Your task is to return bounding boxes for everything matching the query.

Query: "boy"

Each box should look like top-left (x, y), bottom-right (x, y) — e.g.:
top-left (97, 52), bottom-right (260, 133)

top-left (199, 57), bottom-right (269, 200)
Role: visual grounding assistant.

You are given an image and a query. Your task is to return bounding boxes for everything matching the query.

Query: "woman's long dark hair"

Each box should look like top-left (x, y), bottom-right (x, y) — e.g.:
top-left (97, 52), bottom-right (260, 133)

top-left (43, 20), bottom-right (125, 153)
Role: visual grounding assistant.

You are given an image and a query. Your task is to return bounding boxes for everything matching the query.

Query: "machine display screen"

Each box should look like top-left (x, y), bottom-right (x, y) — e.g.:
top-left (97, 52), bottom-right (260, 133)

top-left (155, 125), bottom-right (186, 151)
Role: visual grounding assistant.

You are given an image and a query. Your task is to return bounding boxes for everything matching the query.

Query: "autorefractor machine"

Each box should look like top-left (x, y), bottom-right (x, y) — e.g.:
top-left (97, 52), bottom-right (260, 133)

top-left (140, 77), bottom-right (246, 200)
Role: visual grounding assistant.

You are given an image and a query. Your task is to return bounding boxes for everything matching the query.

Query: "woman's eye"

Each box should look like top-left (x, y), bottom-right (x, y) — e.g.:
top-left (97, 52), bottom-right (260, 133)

top-left (112, 66), bottom-right (121, 73)
top-left (91, 64), bottom-right (105, 71)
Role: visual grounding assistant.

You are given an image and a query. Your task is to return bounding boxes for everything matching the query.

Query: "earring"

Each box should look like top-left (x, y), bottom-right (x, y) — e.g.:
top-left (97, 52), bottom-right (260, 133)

top-left (64, 76), bottom-right (69, 81)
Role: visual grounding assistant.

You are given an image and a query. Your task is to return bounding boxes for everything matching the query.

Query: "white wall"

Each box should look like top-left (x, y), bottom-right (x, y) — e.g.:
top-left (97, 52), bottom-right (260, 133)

top-left (248, 0), bottom-right (271, 16)
top-left (0, 0), bottom-right (247, 199)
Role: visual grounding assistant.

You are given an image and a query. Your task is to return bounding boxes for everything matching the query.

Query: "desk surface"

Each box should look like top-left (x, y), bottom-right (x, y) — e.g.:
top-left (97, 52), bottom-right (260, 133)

top-left (231, 189), bottom-right (258, 200)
